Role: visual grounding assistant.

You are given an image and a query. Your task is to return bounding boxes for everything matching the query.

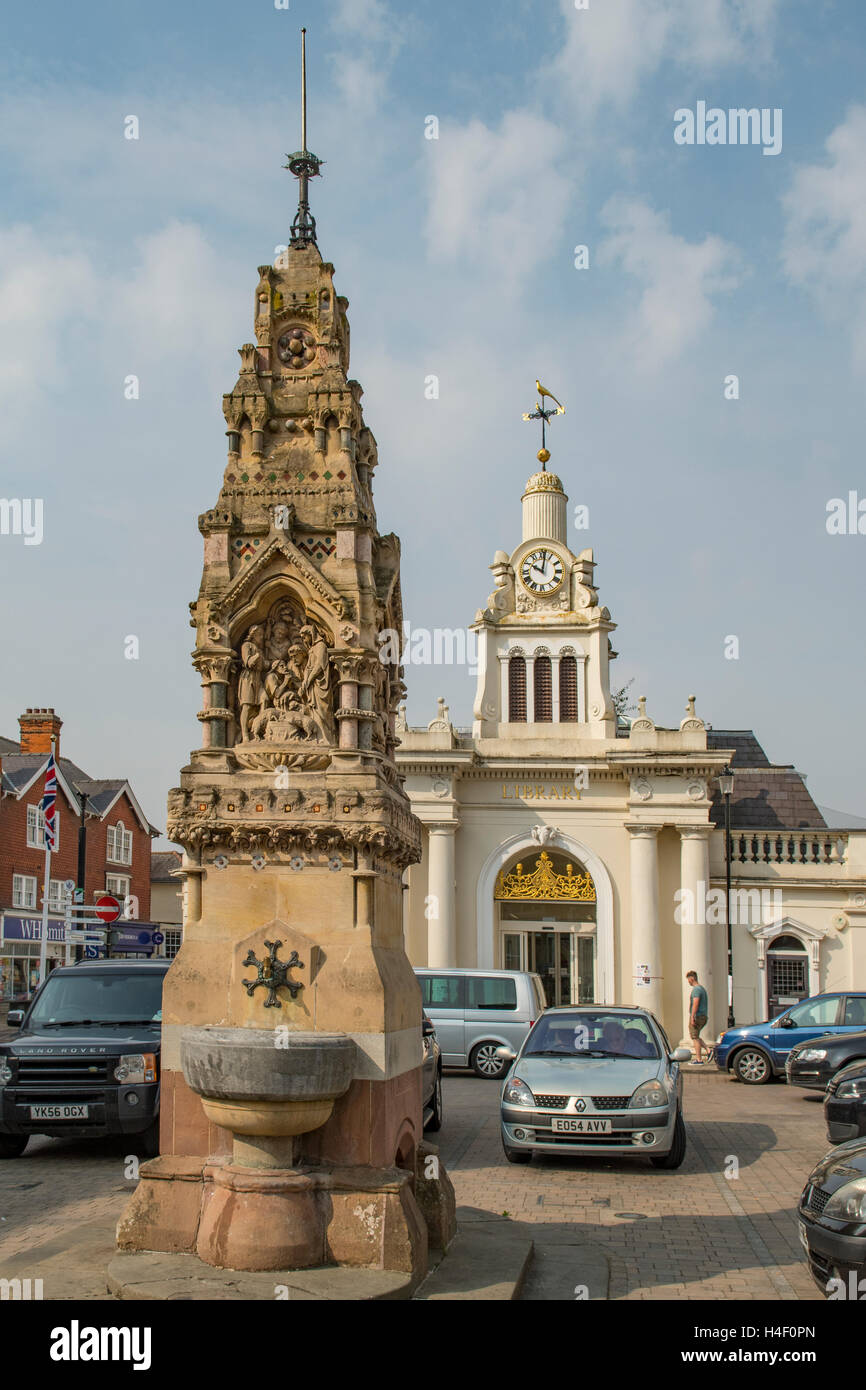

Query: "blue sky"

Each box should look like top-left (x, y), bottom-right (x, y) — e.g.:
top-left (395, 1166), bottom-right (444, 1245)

top-left (1, 0), bottom-right (865, 835)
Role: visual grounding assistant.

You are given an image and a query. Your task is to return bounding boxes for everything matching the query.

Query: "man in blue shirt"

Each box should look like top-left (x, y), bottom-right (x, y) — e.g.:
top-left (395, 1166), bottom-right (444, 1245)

top-left (686, 971), bottom-right (709, 1063)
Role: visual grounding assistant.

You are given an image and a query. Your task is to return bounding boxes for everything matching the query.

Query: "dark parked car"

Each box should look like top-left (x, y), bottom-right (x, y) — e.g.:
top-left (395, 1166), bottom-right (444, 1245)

top-left (715, 992), bottom-right (866, 1084)
top-left (798, 1137), bottom-right (866, 1296)
top-left (825, 1061), bottom-right (866, 1145)
top-left (786, 1030), bottom-right (866, 1091)
top-left (0, 959), bottom-right (168, 1159)
top-left (421, 1012), bottom-right (442, 1132)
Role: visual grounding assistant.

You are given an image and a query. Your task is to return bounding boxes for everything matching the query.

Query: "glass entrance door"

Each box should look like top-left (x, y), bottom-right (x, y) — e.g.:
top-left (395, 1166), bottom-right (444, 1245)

top-left (500, 927), bottom-right (594, 1007)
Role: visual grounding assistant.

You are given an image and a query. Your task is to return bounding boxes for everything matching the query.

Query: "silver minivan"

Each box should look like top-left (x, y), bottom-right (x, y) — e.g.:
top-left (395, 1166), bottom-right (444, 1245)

top-left (415, 968), bottom-right (547, 1078)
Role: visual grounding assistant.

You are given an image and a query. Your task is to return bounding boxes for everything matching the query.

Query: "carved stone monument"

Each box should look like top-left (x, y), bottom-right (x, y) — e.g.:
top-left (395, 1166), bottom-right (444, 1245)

top-left (114, 48), bottom-right (454, 1286)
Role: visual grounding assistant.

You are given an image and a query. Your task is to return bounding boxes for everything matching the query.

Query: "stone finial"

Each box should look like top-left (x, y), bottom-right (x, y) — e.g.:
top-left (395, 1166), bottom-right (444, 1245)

top-left (680, 694), bottom-right (705, 733)
top-left (427, 696), bottom-right (452, 733)
top-left (630, 695), bottom-right (655, 734)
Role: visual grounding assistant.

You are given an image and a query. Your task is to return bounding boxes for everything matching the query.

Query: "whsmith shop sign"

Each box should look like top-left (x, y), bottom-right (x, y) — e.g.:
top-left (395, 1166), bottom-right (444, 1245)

top-left (1, 917), bottom-right (161, 954)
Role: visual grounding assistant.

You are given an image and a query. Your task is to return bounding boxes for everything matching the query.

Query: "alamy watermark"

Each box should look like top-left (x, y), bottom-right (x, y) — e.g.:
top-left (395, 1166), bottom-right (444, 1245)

top-left (675, 881), bottom-right (783, 926)
top-left (674, 102), bottom-right (782, 157)
top-left (0, 498), bottom-right (43, 545)
top-left (378, 622), bottom-right (478, 675)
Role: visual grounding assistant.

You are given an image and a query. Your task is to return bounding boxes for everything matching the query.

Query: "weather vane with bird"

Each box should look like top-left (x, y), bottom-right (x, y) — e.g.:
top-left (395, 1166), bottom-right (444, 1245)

top-left (523, 381), bottom-right (565, 468)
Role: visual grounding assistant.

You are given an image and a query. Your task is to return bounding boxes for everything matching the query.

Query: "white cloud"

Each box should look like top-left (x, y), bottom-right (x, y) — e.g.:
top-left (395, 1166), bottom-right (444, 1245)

top-left (598, 196), bottom-right (741, 369)
top-left (782, 105), bottom-right (866, 371)
top-left (0, 220), bottom-right (242, 421)
top-left (0, 225), bottom-right (96, 405)
top-left (550, 0), bottom-right (780, 113)
top-left (424, 109), bottom-right (571, 290)
top-left (115, 222), bottom-right (240, 363)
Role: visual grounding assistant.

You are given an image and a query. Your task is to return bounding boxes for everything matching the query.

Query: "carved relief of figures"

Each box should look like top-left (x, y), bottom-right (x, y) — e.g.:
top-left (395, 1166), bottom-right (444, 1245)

top-left (233, 599), bottom-right (334, 762)
top-left (238, 624), bottom-right (266, 742)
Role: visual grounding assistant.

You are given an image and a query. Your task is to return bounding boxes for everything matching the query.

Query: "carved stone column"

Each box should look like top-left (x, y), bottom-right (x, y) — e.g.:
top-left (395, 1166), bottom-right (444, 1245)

top-left (194, 654), bottom-right (233, 751)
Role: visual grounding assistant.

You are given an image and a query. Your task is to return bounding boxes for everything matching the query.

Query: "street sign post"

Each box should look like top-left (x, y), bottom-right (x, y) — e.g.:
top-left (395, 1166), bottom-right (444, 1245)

top-left (94, 894), bottom-right (122, 924)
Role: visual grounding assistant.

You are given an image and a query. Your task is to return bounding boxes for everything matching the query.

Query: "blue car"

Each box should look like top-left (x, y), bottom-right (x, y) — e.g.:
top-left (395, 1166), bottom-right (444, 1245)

top-left (716, 992), bottom-right (866, 1085)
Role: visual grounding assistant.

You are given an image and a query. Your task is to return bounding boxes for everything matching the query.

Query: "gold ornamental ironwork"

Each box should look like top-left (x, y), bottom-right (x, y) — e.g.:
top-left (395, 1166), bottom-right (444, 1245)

top-left (494, 850), bottom-right (596, 902)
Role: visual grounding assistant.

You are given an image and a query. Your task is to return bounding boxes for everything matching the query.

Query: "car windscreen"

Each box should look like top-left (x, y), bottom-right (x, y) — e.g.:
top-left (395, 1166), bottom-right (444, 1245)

top-left (27, 972), bottom-right (165, 1027)
top-left (524, 1012), bottom-right (660, 1060)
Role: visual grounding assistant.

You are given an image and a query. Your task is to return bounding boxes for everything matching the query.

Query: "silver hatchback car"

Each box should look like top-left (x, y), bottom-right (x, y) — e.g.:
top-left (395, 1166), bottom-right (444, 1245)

top-left (498, 1006), bottom-right (691, 1168)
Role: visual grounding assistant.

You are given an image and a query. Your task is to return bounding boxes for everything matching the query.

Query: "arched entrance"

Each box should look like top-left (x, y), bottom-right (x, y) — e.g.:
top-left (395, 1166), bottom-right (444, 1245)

top-left (495, 848), bottom-right (596, 1005)
top-left (476, 832), bottom-right (614, 1004)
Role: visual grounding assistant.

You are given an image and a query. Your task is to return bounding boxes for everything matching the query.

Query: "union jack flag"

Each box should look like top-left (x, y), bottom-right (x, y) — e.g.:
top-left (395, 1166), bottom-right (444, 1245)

top-left (41, 751), bottom-right (57, 852)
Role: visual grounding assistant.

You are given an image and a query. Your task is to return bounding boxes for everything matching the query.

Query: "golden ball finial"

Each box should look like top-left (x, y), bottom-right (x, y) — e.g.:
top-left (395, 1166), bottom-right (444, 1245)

top-left (537, 447), bottom-right (551, 464)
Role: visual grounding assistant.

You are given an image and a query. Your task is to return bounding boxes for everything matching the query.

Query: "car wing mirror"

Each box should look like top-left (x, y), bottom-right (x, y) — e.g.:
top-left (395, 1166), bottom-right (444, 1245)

top-left (5, 1010), bottom-right (24, 1027)
top-left (777, 1016), bottom-right (794, 1029)
top-left (670, 1047), bottom-right (692, 1062)
top-left (495, 1046), bottom-right (516, 1061)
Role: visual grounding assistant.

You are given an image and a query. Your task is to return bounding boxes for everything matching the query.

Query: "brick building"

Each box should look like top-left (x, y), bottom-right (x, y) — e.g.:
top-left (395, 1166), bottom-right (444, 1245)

top-left (0, 708), bottom-right (158, 998)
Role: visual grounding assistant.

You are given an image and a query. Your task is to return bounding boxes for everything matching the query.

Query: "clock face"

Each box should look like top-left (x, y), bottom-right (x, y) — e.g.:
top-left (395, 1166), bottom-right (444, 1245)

top-left (520, 548), bottom-right (564, 595)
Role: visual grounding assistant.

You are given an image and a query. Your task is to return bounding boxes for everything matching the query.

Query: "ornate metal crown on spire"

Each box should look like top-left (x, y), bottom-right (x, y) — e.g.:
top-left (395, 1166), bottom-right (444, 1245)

top-left (284, 27), bottom-right (323, 249)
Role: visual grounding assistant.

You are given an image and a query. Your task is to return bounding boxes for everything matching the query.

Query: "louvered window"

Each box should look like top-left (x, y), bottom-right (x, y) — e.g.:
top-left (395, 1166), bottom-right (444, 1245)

top-left (508, 656), bottom-right (527, 721)
top-left (559, 655), bottom-right (578, 721)
top-left (534, 656), bottom-right (552, 722)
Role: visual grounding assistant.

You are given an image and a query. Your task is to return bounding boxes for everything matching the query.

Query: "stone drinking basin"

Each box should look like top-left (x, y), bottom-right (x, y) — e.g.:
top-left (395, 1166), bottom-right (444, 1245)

top-left (181, 1027), bottom-right (355, 1161)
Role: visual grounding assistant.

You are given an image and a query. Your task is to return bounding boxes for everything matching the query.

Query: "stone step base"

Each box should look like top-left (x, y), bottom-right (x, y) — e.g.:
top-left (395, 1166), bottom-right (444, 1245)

top-left (107, 1252), bottom-right (417, 1301)
top-left (414, 1216), bottom-right (533, 1300)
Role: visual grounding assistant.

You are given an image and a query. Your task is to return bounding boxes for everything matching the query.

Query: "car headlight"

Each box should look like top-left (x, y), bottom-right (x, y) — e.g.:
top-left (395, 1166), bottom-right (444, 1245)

top-left (836, 1078), bottom-right (866, 1100)
top-left (503, 1076), bottom-right (536, 1107)
top-left (824, 1178), bottom-right (866, 1222)
top-left (796, 1048), bottom-right (828, 1062)
top-left (113, 1053), bottom-right (157, 1084)
top-left (629, 1079), bottom-right (667, 1109)
top-left (0, 1061), bottom-right (12, 1086)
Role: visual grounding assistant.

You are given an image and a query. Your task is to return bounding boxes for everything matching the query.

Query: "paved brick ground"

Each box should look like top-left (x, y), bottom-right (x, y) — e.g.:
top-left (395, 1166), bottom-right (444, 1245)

top-left (0, 1064), bottom-right (831, 1301)
top-left (434, 1068), bottom-right (828, 1301)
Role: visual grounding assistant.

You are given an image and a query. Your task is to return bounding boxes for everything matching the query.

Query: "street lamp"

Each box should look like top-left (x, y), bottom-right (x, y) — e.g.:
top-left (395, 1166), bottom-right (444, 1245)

top-left (718, 768), bottom-right (735, 1028)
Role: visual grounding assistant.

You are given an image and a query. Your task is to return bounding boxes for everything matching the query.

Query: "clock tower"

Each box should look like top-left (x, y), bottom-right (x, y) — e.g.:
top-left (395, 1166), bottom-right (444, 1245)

top-left (471, 465), bottom-right (617, 738)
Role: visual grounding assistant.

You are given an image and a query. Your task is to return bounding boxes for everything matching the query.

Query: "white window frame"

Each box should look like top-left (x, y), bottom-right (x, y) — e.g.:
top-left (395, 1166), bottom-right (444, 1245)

top-left (107, 821), bottom-right (132, 866)
top-left (26, 802), bottom-right (57, 850)
top-left (106, 873), bottom-right (131, 899)
top-left (47, 879), bottom-right (65, 911)
top-left (12, 874), bottom-right (37, 910)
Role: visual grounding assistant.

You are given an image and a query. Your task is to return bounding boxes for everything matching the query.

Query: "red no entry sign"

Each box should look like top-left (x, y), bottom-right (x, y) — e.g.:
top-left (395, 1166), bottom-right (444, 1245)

top-left (94, 894), bottom-right (122, 923)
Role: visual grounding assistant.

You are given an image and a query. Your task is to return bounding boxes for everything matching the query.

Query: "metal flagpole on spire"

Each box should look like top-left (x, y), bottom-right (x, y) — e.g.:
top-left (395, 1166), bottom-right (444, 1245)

top-left (284, 27), bottom-right (323, 249)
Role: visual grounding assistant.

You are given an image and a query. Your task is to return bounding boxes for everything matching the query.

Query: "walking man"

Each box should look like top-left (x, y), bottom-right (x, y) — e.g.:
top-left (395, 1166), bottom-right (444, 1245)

top-left (686, 970), bottom-right (709, 1063)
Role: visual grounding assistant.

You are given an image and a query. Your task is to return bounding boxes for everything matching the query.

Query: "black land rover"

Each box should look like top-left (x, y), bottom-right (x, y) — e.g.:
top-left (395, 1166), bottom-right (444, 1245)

top-left (0, 959), bottom-right (168, 1159)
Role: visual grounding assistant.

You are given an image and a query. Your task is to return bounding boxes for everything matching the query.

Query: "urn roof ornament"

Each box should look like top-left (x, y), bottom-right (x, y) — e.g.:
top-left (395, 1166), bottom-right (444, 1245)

top-left (284, 28), bottom-right (323, 250)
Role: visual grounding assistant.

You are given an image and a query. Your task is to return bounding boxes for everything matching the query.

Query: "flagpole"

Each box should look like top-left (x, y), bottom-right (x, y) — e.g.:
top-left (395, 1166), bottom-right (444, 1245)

top-left (38, 734), bottom-right (56, 988)
top-left (39, 843), bottom-right (51, 986)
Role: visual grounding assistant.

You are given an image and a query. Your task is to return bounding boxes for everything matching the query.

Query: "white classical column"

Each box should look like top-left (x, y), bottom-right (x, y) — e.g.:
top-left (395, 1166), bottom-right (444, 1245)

top-left (525, 656), bottom-right (535, 723)
top-left (577, 655), bottom-right (587, 722)
top-left (627, 826), bottom-right (662, 1016)
top-left (551, 654), bottom-right (560, 722)
top-left (426, 823), bottom-right (458, 967)
top-left (679, 825), bottom-right (712, 1042)
top-left (498, 653), bottom-right (510, 722)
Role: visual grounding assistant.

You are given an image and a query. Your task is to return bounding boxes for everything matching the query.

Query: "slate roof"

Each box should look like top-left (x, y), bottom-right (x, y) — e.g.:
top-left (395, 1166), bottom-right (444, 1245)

top-left (707, 730), bottom-right (826, 830)
top-left (151, 850), bottom-right (182, 880)
top-left (0, 748), bottom-right (159, 835)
